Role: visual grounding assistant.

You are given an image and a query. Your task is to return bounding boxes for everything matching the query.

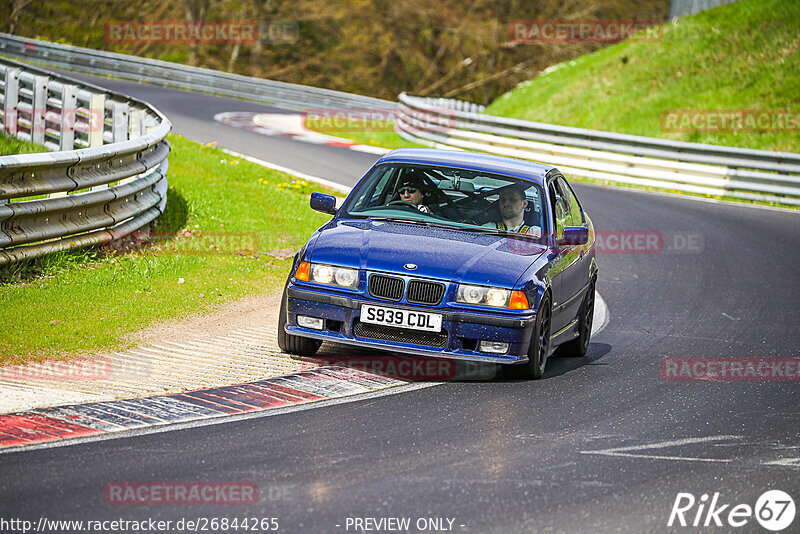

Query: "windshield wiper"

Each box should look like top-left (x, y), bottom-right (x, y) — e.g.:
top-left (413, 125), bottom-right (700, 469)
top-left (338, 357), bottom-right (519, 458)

top-left (364, 216), bottom-right (538, 239)
top-left (366, 216), bottom-right (436, 227)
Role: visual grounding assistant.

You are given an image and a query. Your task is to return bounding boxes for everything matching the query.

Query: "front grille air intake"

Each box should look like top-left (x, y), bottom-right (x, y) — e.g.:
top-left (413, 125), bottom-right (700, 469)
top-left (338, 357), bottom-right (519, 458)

top-left (406, 280), bottom-right (445, 305)
top-left (368, 274), bottom-right (404, 301)
top-left (354, 321), bottom-right (448, 348)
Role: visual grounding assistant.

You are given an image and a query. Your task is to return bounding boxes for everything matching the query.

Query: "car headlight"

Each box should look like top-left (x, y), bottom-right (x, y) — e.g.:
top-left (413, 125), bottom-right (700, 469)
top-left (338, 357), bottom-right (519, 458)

top-left (313, 264), bottom-right (335, 284)
top-left (334, 268), bottom-right (358, 287)
top-left (456, 284), bottom-right (529, 310)
top-left (296, 262), bottom-right (359, 289)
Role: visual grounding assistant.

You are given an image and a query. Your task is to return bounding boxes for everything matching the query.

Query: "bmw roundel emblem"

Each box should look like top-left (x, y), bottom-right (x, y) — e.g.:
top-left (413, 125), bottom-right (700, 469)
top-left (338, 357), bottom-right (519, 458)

top-left (404, 263), bottom-right (418, 270)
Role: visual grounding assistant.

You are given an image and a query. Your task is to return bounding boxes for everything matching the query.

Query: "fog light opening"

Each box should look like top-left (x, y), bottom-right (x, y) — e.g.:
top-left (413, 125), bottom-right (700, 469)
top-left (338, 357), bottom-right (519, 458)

top-left (297, 315), bottom-right (324, 330)
top-left (479, 340), bottom-right (509, 354)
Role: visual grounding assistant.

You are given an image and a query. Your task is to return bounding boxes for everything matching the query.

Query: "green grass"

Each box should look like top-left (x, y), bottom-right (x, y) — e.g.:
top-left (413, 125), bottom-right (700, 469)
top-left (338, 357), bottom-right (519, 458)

top-left (486, 0), bottom-right (800, 154)
top-left (0, 133), bottom-right (48, 155)
top-left (0, 134), bottom-right (338, 365)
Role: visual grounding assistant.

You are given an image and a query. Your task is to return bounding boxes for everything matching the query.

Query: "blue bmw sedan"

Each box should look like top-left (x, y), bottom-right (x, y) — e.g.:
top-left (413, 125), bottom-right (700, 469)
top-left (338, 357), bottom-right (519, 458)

top-left (279, 149), bottom-right (597, 379)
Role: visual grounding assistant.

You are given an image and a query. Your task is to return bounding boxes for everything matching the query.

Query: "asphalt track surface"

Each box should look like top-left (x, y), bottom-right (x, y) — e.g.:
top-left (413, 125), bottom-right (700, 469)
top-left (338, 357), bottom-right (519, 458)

top-left (1, 74), bottom-right (799, 533)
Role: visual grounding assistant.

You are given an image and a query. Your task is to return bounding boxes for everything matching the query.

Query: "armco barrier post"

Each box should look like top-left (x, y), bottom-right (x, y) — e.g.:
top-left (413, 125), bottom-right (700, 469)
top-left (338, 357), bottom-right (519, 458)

top-left (3, 68), bottom-right (20, 136)
top-left (88, 93), bottom-right (104, 148)
top-left (112, 102), bottom-right (129, 144)
top-left (87, 93), bottom-right (108, 193)
top-left (31, 75), bottom-right (48, 145)
top-left (144, 116), bottom-right (157, 135)
top-left (128, 109), bottom-right (144, 139)
top-left (59, 83), bottom-right (78, 151)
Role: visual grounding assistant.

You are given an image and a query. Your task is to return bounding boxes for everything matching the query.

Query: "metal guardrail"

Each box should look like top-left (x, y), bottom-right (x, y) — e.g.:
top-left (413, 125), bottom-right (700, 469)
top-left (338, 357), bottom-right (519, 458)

top-left (0, 32), bottom-right (395, 113)
top-left (0, 58), bottom-right (171, 266)
top-left (669, 0), bottom-right (742, 20)
top-left (395, 93), bottom-right (800, 206)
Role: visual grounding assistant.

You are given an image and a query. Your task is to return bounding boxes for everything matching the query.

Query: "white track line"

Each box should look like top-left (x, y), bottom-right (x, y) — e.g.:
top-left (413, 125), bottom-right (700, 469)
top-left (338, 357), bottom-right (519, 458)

top-left (763, 458), bottom-right (800, 468)
top-left (220, 148), bottom-right (353, 193)
top-left (592, 293), bottom-right (609, 336)
top-left (580, 435), bottom-right (742, 463)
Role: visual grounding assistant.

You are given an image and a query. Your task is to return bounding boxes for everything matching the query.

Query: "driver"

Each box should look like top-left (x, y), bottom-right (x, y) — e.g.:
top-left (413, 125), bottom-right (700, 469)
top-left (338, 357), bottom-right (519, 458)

top-left (484, 185), bottom-right (542, 237)
top-left (394, 171), bottom-right (432, 214)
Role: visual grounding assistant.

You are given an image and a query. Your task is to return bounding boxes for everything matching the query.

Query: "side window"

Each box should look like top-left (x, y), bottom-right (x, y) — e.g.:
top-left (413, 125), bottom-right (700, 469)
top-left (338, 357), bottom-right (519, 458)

top-left (361, 167), bottom-right (396, 208)
top-left (548, 180), bottom-right (569, 239)
top-left (557, 176), bottom-right (584, 227)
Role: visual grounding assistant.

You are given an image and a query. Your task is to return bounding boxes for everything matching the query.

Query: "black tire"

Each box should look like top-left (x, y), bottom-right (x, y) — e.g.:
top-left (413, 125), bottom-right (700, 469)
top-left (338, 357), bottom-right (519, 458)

top-left (505, 293), bottom-right (552, 380)
top-left (556, 280), bottom-right (595, 358)
top-left (277, 284), bottom-right (322, 356)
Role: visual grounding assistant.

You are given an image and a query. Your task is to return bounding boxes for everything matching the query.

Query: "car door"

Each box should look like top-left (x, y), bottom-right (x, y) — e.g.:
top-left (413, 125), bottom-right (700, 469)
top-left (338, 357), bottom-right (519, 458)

top-left (546, 177), bottom-right (571, 334)
top-left (555, 175), bottom-right (590, 325)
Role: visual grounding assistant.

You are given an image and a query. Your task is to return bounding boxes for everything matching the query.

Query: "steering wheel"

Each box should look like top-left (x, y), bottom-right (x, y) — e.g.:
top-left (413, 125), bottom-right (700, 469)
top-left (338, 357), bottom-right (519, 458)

top-left (387, 200), bottom-right (420, 209)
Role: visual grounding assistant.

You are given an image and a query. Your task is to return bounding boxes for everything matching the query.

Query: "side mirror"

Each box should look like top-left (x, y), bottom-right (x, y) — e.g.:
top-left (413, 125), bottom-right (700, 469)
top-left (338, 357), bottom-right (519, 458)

top-left (560, 226), bottom-right (588, 246)
top-left (310, 192), bottom-right (336, 215)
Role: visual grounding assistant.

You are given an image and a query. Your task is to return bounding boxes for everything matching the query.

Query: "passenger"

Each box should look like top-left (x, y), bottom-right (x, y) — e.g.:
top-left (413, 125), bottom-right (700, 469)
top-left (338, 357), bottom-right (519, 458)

top-left (394, 171), bottom-right (432, 214)
top-left (484, 185), bottom-right (542, 237)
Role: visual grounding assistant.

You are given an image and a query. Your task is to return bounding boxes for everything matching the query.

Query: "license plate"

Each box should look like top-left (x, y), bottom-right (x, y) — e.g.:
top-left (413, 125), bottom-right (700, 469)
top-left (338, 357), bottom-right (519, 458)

top-left (361, 304), bottom-right (442, 332)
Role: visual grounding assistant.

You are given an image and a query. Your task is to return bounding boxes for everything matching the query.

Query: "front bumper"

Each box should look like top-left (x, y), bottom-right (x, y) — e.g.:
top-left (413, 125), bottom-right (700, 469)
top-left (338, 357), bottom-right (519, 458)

top-left (285, 285), bottom-right (536, 364)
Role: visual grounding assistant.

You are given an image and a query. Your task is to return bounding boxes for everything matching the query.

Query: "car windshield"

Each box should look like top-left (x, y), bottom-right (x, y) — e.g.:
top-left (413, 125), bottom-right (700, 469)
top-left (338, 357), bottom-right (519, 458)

top-left (341, 163), bottom-right (548, 242)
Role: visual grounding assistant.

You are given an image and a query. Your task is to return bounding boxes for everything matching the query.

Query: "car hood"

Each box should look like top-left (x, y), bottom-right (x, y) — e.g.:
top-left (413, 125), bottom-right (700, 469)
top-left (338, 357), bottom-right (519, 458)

top-left (308, 219), bottom-right (546, 288)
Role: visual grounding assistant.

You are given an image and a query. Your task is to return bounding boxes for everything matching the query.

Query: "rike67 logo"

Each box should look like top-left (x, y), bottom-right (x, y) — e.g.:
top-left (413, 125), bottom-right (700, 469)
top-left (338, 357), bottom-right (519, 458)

top-left (668, 490), bottom-right (795, 531)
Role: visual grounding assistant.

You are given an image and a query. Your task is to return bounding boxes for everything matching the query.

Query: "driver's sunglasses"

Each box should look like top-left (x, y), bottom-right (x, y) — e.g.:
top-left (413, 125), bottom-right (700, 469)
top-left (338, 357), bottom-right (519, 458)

top-left (398, 187), bottom-right (418, 195)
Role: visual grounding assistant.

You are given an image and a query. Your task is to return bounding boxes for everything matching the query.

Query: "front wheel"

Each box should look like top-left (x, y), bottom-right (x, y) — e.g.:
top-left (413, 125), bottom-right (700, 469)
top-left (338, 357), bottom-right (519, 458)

top-left (505, 293), bottom-right (551, 380)
top-left (277, 284), bottom-right (322, 356)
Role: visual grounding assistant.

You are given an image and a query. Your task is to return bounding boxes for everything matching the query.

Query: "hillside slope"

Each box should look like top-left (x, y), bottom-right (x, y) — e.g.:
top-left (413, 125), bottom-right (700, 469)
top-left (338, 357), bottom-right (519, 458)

top-left (2, 0), bottom-right (667, 104)
top-left (485, 0), bottom-right (800, 153)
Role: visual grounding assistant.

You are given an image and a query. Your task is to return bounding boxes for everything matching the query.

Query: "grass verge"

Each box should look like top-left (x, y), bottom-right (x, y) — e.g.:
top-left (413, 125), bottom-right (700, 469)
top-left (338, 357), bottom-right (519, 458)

top-left (0, 133), bottom-right (48, 156)
top-left (0, 134), bottom-right (338, 365)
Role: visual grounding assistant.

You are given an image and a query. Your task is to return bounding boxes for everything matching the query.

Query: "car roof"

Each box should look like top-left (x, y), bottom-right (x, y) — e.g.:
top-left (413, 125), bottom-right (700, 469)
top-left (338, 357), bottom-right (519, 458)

top-left (376, 148), bottom-right (554, 186)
